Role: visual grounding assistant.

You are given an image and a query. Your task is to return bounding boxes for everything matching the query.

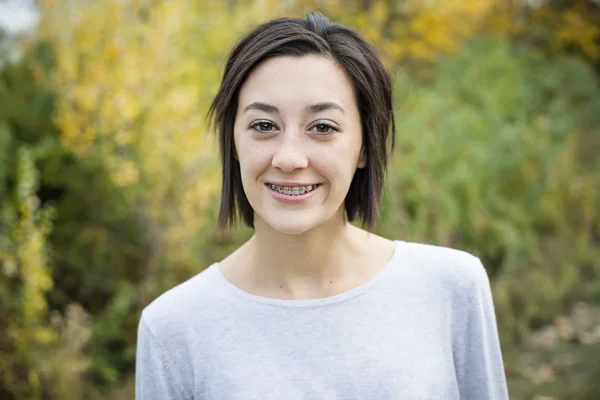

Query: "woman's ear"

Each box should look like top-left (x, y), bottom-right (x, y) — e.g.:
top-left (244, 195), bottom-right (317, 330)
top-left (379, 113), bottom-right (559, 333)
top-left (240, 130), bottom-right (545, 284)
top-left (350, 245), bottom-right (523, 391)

top-left (357, 148), bottom-right (366, 168)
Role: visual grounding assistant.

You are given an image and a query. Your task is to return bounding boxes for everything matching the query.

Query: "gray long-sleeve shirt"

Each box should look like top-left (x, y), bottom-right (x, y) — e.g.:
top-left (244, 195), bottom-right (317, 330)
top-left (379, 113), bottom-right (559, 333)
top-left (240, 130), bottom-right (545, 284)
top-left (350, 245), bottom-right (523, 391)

top-left (136, 240), bottom-right (509, 399)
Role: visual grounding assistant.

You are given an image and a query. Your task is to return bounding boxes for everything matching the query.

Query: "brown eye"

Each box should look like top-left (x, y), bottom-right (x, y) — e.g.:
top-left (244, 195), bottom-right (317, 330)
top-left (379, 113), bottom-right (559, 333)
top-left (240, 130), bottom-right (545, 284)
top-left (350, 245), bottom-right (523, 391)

top-left (311, 121), bottom-right (338, 135)
top-left (250, 121), bottom-right (276, 132)
top-left (316, 124), bottom-right (330, 133)
top-left (258, 122), bottom-right (273, 131)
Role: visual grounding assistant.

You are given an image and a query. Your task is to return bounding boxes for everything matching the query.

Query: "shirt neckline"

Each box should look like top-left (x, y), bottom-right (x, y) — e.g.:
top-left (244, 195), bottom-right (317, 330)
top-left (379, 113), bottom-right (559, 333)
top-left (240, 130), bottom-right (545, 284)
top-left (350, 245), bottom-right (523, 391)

top-left (209, 240), bottom-right (404, 308)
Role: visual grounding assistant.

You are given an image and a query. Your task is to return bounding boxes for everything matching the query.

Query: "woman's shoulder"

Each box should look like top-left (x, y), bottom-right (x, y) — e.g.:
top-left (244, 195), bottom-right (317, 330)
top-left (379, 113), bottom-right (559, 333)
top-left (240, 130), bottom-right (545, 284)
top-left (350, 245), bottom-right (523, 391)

top-left (140, 264), bottom-right (221, 336)
top-left (396, 240), bottom-right (489, 294)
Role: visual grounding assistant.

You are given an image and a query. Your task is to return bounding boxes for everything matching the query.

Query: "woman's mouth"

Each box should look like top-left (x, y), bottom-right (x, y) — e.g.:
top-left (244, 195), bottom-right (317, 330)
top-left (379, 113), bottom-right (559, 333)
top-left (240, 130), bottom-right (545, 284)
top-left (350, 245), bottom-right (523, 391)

top-left (264, 183), bottom-right (321, 203)
top-left (266, 183), bottom-right (320, 196)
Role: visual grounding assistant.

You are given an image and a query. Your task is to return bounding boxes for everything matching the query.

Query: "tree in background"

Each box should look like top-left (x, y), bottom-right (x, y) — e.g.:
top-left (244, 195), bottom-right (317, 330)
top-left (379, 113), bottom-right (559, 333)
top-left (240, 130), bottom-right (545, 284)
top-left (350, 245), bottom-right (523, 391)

top-left (0, 39), bottom-right (97, 399)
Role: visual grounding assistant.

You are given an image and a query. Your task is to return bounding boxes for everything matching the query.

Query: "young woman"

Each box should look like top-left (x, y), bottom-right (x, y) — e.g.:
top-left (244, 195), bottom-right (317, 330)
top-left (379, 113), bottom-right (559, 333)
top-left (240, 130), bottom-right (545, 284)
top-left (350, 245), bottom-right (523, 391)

top-left (136, 12), bottom-right (509, 400)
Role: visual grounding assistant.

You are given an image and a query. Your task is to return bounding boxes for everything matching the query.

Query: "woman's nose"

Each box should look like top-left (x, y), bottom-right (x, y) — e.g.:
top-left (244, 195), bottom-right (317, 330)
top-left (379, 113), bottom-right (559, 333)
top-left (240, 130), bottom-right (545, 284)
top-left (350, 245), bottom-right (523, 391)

top-left (271, 131), bottom-right (309, 172)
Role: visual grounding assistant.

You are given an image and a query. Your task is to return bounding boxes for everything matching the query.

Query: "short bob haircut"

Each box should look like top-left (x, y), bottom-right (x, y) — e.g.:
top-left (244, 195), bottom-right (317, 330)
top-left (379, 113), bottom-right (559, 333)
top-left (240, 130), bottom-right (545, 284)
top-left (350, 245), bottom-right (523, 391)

top-left (208, 12), bottom-right (395, 232)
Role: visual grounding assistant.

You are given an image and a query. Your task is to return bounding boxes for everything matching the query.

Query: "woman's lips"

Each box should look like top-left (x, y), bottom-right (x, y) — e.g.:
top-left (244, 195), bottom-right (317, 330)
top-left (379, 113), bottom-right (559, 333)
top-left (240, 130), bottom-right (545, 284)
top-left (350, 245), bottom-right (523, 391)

top-left (264, 183), bottom-right (321, 203)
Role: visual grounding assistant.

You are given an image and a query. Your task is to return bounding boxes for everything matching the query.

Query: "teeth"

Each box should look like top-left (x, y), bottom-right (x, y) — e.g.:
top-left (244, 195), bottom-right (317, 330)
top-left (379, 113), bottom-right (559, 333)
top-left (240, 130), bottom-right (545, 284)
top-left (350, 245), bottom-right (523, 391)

top-left (269, 184), bottom-right (319, 196)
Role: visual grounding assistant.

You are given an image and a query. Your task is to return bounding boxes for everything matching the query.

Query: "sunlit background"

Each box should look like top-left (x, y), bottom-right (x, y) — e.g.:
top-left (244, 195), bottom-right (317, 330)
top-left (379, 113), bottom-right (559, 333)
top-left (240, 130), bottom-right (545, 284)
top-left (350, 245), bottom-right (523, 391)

top-left (1, 0), bottom-right (599, 399)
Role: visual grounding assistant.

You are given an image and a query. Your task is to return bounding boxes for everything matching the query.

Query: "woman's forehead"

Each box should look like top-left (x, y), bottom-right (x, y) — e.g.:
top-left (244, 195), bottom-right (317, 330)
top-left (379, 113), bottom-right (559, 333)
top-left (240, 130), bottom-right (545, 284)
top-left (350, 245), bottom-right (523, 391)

top-left (237, 55), bottom-right (357, 113)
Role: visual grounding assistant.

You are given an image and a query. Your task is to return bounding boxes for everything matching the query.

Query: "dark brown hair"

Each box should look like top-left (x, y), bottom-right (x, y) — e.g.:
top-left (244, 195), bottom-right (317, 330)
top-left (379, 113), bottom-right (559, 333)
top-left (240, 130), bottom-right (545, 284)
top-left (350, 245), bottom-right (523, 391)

top-left (208, 12), bottom-right (395, 231)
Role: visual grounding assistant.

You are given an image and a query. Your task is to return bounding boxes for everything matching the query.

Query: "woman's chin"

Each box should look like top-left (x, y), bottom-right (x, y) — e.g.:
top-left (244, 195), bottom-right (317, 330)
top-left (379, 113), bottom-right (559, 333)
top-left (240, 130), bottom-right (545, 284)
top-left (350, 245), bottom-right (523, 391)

top-left (258, 214), bottom-right (322, 236)
top-left (271, 221), bottom-right (316, 236)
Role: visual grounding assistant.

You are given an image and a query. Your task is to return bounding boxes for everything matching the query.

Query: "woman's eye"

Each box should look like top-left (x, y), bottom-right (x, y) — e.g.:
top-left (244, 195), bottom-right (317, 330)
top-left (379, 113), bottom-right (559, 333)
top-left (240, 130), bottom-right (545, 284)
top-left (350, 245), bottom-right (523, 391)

top-left (249, 121), bottom-right (277, 133)
top-left (257, 122), bottom-right (273, 131)
top-left (312, 123), bottom-right (337, 135)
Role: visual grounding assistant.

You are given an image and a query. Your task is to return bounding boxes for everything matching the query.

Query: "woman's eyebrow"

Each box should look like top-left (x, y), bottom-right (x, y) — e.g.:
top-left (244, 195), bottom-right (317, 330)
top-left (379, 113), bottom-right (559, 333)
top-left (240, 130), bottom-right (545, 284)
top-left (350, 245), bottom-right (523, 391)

top-left (243, 101), bottom-right (345, 115)
top-left (244, 102), bottom-right (279, 114)
top-left (308, 102), bottom-right (345, 115)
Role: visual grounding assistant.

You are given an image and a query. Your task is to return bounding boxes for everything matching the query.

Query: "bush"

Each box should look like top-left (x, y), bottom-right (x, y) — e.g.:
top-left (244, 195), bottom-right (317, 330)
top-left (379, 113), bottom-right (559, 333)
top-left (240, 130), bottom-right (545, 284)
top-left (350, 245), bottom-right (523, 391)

top-left (0, 42), bottom-right (151, 399)
top-left (377, 37), bottom-right (600, 397)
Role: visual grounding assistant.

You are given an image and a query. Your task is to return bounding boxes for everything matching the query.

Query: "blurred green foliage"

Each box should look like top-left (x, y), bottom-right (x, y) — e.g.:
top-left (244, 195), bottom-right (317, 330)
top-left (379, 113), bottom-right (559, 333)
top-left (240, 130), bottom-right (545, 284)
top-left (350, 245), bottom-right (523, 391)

top-left (0, 41), bottom-right (149, 398)
top-left (389, 38), bottom-right (600, 342)
top-left (383, 39), bottom-right (600, 399)
top-left (0, 0), bottom-right (599, 399)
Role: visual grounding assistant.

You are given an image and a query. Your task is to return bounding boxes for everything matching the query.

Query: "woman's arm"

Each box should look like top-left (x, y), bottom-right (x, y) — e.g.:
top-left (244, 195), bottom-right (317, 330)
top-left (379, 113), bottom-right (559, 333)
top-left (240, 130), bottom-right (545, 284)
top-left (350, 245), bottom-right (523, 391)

top-left (452, 260), bottom-right (509, 399)
top-left (135, 314), bottom-right (191, 400)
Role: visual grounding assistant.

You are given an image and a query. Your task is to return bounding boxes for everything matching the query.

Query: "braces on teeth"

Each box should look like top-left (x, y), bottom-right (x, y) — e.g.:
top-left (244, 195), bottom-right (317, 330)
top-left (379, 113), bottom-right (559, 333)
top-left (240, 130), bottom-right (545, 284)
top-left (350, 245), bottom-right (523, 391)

top-left (269, 184), bottom-right (319, 196)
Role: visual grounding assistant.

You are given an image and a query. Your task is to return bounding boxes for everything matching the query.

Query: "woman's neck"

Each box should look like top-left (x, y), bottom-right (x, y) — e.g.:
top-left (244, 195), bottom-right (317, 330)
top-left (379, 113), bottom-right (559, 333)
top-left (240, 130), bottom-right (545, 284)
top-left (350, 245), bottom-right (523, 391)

top-left (220, 213), bottom-right (391, 300)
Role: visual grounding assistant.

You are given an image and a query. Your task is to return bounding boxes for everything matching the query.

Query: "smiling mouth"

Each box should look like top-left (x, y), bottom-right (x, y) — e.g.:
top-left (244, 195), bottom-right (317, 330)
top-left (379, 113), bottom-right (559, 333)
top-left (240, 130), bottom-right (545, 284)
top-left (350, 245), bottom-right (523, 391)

top-left (266, 183), bottom-right (321, 196)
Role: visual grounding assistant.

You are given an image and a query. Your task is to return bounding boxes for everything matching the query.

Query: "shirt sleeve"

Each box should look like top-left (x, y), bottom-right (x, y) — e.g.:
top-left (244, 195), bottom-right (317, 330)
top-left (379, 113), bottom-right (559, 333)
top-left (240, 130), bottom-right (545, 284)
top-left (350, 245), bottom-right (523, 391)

top-left (135, 314), bottom-right (191, 400)
top-left (452, 259), bottom-right (509, 400)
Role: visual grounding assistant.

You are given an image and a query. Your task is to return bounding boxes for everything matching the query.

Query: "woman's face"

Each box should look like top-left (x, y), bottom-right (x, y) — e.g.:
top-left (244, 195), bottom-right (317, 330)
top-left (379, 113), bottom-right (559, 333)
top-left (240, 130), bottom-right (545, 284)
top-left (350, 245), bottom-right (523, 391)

top-left (234, 54), bottom-right (365, 235)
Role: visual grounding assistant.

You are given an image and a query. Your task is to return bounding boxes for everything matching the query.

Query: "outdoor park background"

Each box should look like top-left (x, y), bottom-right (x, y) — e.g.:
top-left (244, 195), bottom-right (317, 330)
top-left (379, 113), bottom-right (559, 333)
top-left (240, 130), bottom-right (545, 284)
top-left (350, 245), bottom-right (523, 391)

top-left (1, 0), bottom-right (599, 398)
